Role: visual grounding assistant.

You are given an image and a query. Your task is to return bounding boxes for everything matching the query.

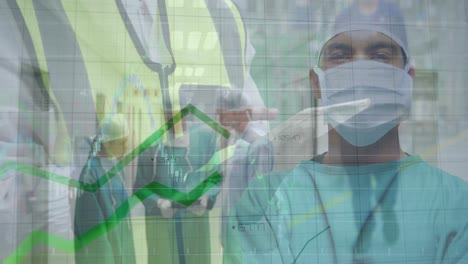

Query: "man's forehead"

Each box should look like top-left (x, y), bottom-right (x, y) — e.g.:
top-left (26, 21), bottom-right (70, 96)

top-left (323, 31), bottom-right (401, 51)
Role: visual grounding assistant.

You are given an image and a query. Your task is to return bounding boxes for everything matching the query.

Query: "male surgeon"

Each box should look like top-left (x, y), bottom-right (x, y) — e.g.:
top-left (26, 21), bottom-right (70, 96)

top-left (74, 114), bottom-right (135, 264)
top-left (224, 1), bottom-right (468, 263)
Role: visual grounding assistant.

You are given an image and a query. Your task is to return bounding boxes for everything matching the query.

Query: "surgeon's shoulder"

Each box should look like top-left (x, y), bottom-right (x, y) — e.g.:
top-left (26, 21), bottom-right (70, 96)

top-left (402, 156), bottom-right (465, 183)
top-left (401, 155), bottom-right (468, 200)
top-left (427, 164), bottom-right (468, 205)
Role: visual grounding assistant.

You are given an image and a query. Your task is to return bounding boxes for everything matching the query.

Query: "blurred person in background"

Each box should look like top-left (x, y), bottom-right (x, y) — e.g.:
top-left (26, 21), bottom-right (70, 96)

top-left (74, 114), bottom-right (136, 264)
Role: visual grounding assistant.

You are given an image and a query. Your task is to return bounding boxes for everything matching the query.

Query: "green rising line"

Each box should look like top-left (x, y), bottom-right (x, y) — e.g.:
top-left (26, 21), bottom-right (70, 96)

top-left (4, 171), bottom-right (222, 264)
top-left (0, 104), bottom-right (230, 191)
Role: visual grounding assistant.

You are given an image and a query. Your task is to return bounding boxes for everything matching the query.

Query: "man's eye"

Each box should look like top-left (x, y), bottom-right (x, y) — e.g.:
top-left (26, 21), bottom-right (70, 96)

top-left (371, 52), bottom-right (392, 61)
top-left (328, 52), bottom-right (351, 62)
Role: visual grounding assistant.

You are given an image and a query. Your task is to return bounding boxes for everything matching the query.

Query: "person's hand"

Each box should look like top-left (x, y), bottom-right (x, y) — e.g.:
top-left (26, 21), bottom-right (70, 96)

top-left (156, 198), bottom-right (177, 218)
top-left (187, 196), bottom-right (209, 216)
top-left (217, 107), bottom-right (279, 134)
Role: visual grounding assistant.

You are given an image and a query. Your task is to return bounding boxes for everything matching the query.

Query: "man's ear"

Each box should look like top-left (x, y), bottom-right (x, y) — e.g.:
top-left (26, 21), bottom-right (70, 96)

top-left (408, 66), bottom-right (415, 79)
top-left (309, 68), bottom-right (321, 99)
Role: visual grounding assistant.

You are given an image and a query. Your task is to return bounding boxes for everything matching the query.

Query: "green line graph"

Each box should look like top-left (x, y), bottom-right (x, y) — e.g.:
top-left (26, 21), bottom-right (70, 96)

top-left (4, 172), bottom-right (222, 264)
top-left (1, 104), bottom-right (230, 263)
top-left (0, 104), bottom-right (230, 191)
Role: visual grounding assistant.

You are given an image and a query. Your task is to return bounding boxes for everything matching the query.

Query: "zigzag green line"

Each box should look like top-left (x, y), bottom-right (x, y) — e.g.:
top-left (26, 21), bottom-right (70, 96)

top-left (0, 104), bottom-right (230, 191)
top-left (4, 172), bottom-right (223, 264)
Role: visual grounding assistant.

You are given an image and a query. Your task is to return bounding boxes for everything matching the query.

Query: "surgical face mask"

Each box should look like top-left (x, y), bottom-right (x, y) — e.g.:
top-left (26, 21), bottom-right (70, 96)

top-left (315, 60), bottom-right (413, 146)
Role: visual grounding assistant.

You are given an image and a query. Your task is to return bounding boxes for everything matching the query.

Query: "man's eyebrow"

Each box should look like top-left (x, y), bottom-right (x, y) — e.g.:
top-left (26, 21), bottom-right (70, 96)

top-left (323, 43), bottom-right (352, 54)
top-left (366, 42), bottom-right (400, 53)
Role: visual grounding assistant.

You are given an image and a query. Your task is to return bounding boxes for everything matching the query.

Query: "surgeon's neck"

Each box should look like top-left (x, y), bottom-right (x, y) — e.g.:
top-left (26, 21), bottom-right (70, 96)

top-left (323, 126), bottom-right (406, 166)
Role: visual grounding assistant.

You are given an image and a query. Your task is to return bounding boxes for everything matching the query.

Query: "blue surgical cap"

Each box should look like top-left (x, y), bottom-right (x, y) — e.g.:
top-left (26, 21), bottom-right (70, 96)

top-left (321, 0), bottom-right (409, 60)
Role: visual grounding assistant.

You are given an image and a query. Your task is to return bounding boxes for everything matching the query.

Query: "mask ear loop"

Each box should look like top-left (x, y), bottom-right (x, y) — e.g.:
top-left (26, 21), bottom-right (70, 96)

top-left (403, 61), bottom-right (412, 73)
top-left (397, 61), bottom-right (413, 124)
top-left (312, 36), bottom-right (326, 99)
top-left (312, 38), bottom-right (333, 103)
top-left (312, 66), bottom-right (325, 106)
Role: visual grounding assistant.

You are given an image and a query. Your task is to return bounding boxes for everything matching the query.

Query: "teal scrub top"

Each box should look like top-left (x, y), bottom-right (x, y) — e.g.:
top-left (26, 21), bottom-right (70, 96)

top-left (74, 157), bottom-right (136, 264)
top-left (224, 155), bottom-right (468, 264)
